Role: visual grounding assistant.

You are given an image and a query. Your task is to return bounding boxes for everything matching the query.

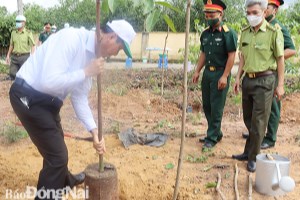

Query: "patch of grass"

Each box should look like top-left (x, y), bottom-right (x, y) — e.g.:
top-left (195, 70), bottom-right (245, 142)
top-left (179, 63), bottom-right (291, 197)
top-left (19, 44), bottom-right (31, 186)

top-left (165, 163), bottom-right (174, 170)
top-left (110, 121), bottom-right (120, 134)
top-left (186, 154), bottom-right (208, 163)
top-left (1, 123), bottom-right (28, 143)
top-left (0, 62), bottom-right (9, 74)
top-left (105, 84), bottom-right (128, 96)
top-left (153, 119), bottom-right (174, 130)
top-left (186, 112), bottom-right (202, 125)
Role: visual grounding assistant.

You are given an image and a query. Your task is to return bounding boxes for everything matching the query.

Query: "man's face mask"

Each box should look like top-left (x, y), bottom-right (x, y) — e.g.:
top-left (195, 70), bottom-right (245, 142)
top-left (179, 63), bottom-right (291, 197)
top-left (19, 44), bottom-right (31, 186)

top-left (207, 18), bottom-right (220, 27)
top-left (16, 22), bottom-right (23, 29)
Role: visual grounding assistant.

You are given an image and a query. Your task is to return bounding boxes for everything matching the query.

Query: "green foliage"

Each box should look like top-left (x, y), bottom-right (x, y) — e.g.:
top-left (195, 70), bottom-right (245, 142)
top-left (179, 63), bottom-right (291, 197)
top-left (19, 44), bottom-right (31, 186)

top-left (1, 123), bottom-right (28, 143)
top-left (0, 62), bottom-right (9, 74)
top-left (186, 154), bottom-right (208, 163)
top-left (0, 14), bottom-right (14, 48)
top-left (105, 84), bottom-right (128, 96)
top-left (165, 162), bottom-right (174, 170)
top-left (205, 182), bottom-right (217, 188)
top-left (186, 112), bottom-right (202, 125)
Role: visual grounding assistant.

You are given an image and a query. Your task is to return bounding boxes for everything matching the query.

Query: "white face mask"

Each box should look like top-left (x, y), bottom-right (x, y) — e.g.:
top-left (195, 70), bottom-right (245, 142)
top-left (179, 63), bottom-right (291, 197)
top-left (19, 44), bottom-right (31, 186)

top-left (247, 14), bottom-right (263, 27)
top-left (16, 22), bottom-right (23, 29)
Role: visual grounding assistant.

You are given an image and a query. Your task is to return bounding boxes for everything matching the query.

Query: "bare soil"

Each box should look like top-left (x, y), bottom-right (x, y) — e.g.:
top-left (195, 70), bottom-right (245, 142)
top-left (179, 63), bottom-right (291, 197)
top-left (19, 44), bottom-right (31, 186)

top-left (0, 69), bottom-right (300, 200)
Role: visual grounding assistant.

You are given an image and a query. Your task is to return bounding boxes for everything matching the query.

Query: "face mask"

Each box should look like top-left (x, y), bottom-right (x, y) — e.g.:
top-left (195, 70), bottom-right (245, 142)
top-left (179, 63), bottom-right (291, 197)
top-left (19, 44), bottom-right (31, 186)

top-left (247, 14), bottom-right (263, 27)
top-left (16, 22), bottom-right (23, 29)
top-left (265, 14), bottom-right (273, 22)
top-left (207, 18), bottom-right (219, 27)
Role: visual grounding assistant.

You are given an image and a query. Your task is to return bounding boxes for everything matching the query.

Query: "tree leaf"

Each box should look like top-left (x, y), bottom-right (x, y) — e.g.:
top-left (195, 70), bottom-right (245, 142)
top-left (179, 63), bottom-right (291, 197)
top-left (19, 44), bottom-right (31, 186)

top-left (101, 0), bottom-right (110, 15)
top-left (165, 163), bottom-right (174, 170)
top-left (155, 1), bottom-right (183, 14)
top-left (108, 0), bottom-right (118, 14)
top-left (145, 10), bottom-right (160, 32)
top-left (144, 0), bottom-right (155, 15)
top-left (163, 14), bottom-right (176, 32)
top-left (205, 182), bottom-right (217, 188)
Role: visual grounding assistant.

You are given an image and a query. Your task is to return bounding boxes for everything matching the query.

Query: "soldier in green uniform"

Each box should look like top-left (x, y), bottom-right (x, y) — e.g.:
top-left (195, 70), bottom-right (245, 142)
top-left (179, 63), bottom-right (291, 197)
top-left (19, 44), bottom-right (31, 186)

top-left (232, 0), bottom-right (284, 172)
top-left (5, 15), bottom-right (35, 80)
top-left (192, 0), bottom-right (238, 150)
top-left (38, 22), bottom-right (52, 46)
top-left (242, 0), bottom-right (296, 150)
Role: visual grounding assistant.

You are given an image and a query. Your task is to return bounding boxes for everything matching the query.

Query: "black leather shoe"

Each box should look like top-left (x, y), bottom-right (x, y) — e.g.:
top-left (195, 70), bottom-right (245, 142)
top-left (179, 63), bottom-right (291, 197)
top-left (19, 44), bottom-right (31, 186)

top-left (261, 143), bottom-right (275, 149)
top-left (232, 153), bottom-right (248, 161)
top-left (247, 161), bottom-right (256, 172)
top-left (73, 172), bottom-right (85, 186)
top-left (242, 132), bottom-right (249, 139)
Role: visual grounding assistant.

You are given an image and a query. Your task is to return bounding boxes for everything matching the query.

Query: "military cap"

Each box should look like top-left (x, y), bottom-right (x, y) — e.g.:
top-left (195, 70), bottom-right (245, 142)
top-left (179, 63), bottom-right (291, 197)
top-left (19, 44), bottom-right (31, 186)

top-left (203, 0), bottom-right (226, 12)
top-left (268, 0), bottom-right (284, 7)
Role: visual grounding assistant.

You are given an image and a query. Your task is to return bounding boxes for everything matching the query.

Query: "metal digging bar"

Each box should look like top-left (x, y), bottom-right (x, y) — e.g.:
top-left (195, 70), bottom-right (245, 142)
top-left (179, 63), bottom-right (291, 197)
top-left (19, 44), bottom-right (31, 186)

top-left (95, 0), bottom-right (104, 172)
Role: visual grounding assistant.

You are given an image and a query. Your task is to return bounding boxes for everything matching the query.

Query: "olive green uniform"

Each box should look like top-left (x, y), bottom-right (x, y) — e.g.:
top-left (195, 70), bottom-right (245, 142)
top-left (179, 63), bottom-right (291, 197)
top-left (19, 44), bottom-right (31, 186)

top-left (200, 22), bottom-right (238, 145)
top-left (240, 20), bottom-right (284, 161)
top-left (9, 28), bottom-right (35, 79)
top-left (263, 18), bottom-right (296, 146)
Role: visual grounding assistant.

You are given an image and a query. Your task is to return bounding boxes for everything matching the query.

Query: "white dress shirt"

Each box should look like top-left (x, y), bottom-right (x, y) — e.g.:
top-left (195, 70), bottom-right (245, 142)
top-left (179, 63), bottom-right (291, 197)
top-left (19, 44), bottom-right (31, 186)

top-left (17, 28), bottom-right (97, 131)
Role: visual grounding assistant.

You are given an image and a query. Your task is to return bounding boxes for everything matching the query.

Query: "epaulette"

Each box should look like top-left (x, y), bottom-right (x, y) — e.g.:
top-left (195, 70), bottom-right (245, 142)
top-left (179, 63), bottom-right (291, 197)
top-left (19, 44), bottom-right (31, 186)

top-left (222, 24), bottom-right (229, 32)
top-left (241, 25), bottom-right (250, 32)
top-left (274, 23), bottom-right (282, 30)
top-left (266, 23), bottom-right (276, 31)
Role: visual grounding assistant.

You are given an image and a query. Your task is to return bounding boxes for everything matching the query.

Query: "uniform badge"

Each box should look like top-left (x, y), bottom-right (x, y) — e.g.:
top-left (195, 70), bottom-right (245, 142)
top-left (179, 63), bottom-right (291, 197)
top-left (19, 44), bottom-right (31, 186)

top-left (203, 38), bottom-right (208, 42)
top-left (215, 38), bottom-right (222, 42)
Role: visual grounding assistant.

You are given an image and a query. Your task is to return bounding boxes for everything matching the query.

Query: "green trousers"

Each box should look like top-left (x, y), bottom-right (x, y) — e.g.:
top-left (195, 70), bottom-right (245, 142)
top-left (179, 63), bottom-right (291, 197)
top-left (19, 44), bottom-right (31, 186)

top-left (201, 68), bottom-right (230, 145)
top-left (10, 54), bottom-right (30, 79)
top-left (242, 75), bottom-right (275, 161)
top-left (263, 75), bottom-right (281, 145)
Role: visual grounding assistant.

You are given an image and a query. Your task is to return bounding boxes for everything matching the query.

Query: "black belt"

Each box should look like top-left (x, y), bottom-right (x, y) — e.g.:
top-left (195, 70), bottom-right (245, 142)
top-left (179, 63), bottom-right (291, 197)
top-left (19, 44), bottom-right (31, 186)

top-left (15, 77), bottom-right (33, 90)
top-left (246, 70), bottom-right (274, 79)
top-left (12, 52), bottom-right (30, 57)
top-left (206, 66), bottom-right (224, 71)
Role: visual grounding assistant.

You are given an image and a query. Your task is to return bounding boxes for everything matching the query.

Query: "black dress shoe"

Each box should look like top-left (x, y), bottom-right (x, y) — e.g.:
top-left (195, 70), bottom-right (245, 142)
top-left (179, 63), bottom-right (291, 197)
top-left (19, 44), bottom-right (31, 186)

top-left (73, 172), bottom-right (86, 186)
top-left (242, 132), bottom-right (249, 139)
top-left (261, 143), bottom-right (275, 149)
top-left (247, 161), bottom-right (256, 172)
top-left (232, 153), bottom-right (248, 161)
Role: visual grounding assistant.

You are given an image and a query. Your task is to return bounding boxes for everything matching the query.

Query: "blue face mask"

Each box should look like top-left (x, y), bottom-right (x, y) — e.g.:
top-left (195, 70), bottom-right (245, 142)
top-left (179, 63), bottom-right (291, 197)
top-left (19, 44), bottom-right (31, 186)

top-left (16, 22), bottom-right (23, 29)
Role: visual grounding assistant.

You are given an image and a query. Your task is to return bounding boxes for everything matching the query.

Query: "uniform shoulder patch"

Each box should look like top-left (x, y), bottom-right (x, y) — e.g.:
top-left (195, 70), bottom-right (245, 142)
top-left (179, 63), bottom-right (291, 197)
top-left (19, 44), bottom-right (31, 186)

top-left (222, 24), bottom-right (229, 32)
top-left (275, 23), bottom-right (282, 30)
top-left (242, 25), bottom-right (250, 32)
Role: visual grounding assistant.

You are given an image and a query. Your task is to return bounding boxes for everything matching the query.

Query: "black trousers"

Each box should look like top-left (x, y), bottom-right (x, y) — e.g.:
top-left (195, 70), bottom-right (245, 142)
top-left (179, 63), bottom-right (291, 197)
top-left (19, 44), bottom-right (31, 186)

top-left (9, 80), bottom-right (78, 200)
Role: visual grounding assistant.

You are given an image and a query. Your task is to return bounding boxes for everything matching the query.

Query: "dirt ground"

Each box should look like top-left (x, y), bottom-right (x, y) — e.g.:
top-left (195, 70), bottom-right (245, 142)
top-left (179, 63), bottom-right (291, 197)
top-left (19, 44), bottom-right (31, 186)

top-left (0, 69), bottom-right (300, 200)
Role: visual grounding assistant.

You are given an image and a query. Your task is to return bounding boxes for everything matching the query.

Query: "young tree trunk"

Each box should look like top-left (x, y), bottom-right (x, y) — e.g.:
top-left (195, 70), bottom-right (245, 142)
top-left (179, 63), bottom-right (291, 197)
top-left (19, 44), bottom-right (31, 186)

top-left (172, 0), bottom-right (191, 199)
top-left (17, 0), bottom-right (23, 15)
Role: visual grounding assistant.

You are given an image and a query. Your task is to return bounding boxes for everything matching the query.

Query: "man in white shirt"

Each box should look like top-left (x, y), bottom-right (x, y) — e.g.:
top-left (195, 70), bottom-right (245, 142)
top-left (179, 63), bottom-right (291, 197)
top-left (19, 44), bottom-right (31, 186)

top-left (9, 20), bottom-right (136, 200)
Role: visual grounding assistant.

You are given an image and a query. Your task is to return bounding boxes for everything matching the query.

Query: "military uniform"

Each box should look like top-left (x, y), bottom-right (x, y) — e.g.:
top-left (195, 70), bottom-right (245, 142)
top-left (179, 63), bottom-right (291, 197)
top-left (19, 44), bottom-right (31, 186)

top-left (200, 0), bottom-right (238, 146)
top-left (9, 28), bottom-right (35, 79)
top-left (200, 23), bottom-right (237, 145)
top-left (39, 31), bottom-right (51, 44)
top-left (239, 20), bottom-right (284, 161)
top-left (263, 0), bottom-right (296, 147)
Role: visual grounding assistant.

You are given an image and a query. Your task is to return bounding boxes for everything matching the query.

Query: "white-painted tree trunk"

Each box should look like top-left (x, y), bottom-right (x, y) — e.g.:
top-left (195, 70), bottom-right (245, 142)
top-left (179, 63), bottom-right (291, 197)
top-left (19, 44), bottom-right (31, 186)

top-left (17, 0), bottom-right (23, 15)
